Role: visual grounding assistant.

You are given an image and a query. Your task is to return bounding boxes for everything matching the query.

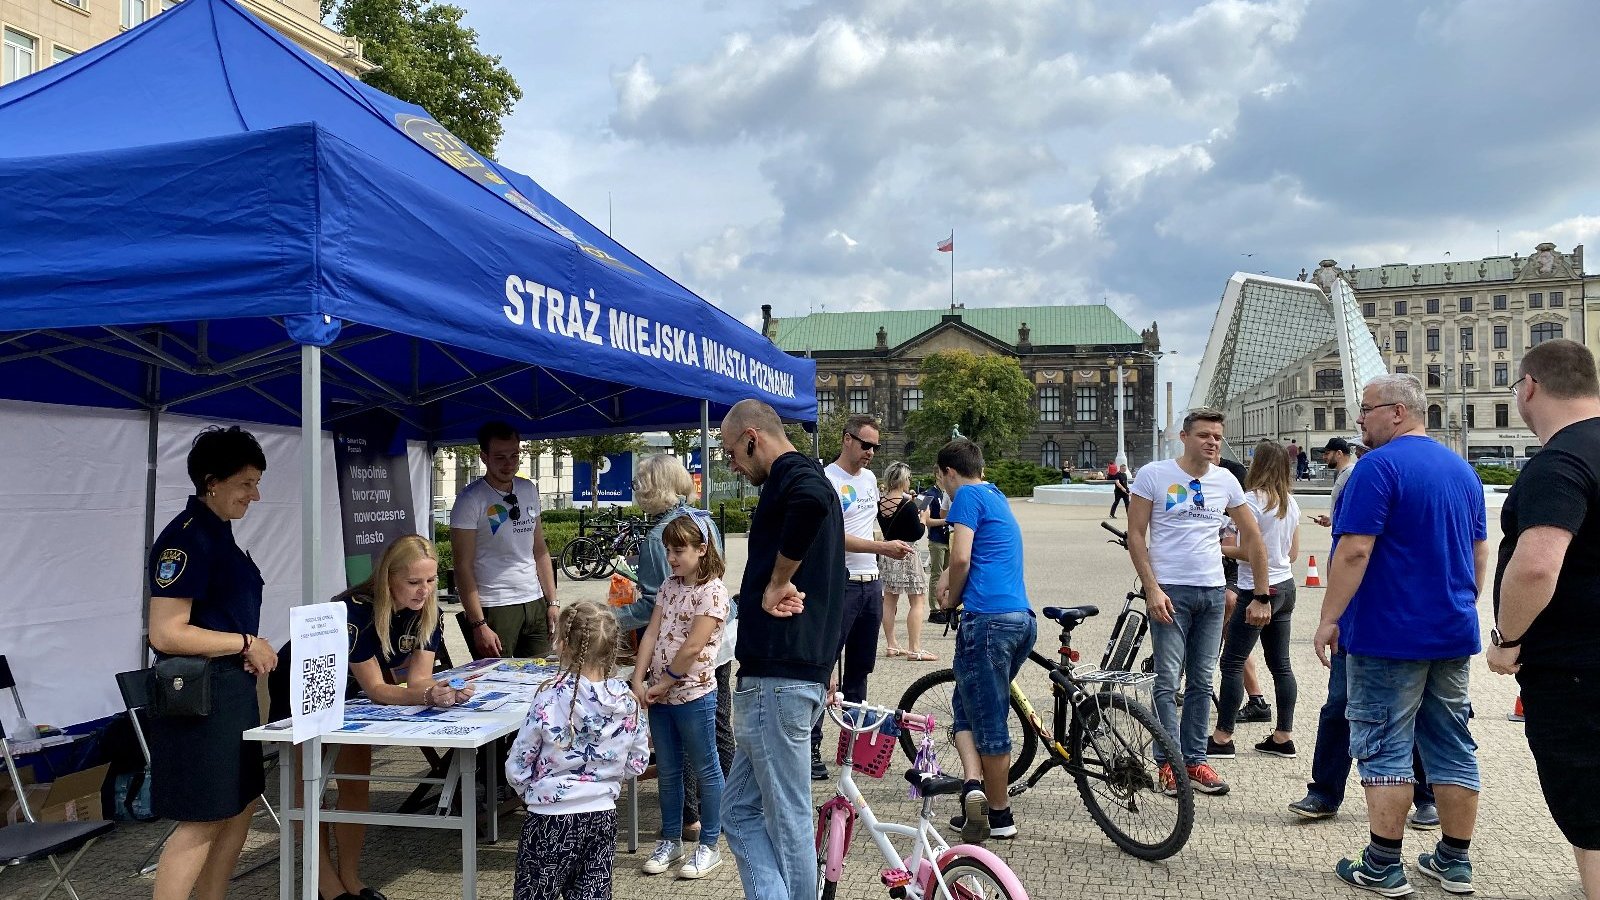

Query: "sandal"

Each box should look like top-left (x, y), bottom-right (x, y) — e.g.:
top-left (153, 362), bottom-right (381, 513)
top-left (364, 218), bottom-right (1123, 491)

top-left (904, 649), bottom-right (938, 662)
top-left (883, 647), bottom-right (905, 658)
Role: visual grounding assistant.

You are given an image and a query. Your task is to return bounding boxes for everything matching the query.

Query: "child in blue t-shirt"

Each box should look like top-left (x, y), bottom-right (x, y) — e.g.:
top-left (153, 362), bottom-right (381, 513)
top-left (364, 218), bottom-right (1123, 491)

top-left (933, 439), bottom-right (1035, 844)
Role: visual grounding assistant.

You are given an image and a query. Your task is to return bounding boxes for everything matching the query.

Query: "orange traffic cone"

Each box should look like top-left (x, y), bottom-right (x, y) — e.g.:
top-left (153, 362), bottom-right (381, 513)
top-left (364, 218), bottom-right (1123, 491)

top-left (1304, 555), bottom-right (1323, 587)
top-left (1508, 695), bottom-right (1525, 722)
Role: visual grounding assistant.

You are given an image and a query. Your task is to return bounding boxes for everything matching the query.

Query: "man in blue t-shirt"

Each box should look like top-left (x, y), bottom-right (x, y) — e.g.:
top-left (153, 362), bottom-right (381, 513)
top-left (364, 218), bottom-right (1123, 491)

top-left (1314, 374), bottom-right (1488, 897)
top-left (933, 438), bottom-right (1034, 844)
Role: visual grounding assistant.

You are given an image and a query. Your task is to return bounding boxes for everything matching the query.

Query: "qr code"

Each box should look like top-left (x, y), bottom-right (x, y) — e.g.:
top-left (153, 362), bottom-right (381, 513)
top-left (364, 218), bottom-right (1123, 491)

top-left (301, 654), bottom-right (337, 715)
top-left (431, 725), bottom-right (474, 737)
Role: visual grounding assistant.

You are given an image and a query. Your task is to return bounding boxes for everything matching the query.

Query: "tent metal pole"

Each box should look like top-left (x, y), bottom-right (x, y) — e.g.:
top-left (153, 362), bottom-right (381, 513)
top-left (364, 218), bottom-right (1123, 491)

top-left (700, 400), bottom-right (711, 511)
top-left (299, 344), bottom-right (323, 900)
top-left (139, 349), bottom-right (161, 667)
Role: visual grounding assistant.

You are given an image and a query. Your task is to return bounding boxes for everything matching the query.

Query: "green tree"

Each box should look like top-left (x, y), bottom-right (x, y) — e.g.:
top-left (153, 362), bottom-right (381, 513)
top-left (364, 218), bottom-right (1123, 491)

top-left (907, 350), bottom-right (1035, 464)
top-left (786, 408), bottom-right (851, 463)
top-left (327, 0), bottom-right (522, 157)
top-left (666, 429), bottom-right (701, 462)
top-left (555, 434), bottom-right (647, 509)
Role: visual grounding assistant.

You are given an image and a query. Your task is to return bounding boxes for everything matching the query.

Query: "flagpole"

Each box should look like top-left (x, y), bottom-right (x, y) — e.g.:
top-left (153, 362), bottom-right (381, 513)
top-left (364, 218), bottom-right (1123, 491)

top-left (949, 229), bottom-right (955, 308)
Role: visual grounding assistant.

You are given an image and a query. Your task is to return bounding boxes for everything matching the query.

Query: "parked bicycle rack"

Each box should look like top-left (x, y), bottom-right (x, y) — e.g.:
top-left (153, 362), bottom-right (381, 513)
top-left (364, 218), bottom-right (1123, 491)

top-left (1072, 668), bottom-right (1156, 713)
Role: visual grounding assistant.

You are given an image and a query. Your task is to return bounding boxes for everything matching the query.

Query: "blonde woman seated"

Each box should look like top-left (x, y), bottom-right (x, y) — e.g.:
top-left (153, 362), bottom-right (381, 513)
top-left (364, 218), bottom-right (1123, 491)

top-left (878, 462), bottom-right (935, 661)
top-left (269, 534), bottom-right (472, 900)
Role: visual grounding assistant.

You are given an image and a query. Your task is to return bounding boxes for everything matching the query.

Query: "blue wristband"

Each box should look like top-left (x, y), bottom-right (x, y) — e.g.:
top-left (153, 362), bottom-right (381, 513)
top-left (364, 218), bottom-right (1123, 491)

top-left (664, 665), bottom-right (685, 681)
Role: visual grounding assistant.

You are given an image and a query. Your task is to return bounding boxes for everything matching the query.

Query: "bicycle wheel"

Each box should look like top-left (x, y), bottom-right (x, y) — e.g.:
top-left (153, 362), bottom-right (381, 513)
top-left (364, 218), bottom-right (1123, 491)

top-left (936, 853), bottom-right (1028, 900)
top-left (1068, 691), bottom-right (1193, 860)
top-left (558, 538), bottom-right (594, 581)
top-left (1104, 611), bottom-right (1146, 672)
top-left (896, 669), bottom-right (1036, 785)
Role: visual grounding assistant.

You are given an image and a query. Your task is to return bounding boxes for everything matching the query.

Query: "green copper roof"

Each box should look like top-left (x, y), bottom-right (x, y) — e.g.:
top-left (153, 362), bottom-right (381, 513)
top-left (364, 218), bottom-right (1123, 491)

top-left (770, 304), bottom-right (1142, 352)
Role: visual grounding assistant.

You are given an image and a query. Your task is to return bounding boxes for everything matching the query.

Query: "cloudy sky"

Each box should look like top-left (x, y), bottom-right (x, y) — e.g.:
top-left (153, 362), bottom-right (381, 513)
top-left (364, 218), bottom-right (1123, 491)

top-left (463, 0), bottom-right (1600, 409)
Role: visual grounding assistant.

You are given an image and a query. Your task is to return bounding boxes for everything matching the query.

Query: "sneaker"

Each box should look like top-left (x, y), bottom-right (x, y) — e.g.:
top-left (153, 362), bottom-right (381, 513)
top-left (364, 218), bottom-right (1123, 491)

top-left (678, 845), bottom-right (722, 879)
top-left (1158, 763), bottom-right (1179, 797)
top-left (1406, 804), bottom-right (1440, 830)
top-left (642, 840), bottom-right (683, 875)
top-left (1186, 763), bottom-right (1230, 795)
top-left (1237, 697), bottom-right (1273, 723)
top-left (1417, 849), bottom-right (1473, 894)
top-left (1206, 736), bottom-right (1236, 759)
top-left (1254, 736), bottom-right (1297, 758)
top-left (1334, 849), bottom-right (1414, 897)
top-left (811, 746), bottom-right (828, 781)
top-left (1288, 794), bottom-right (1339, 820)
top-left (987, 806), bottom-right (1017, 840)
top-left (959, 788), bottom-right (989, 843)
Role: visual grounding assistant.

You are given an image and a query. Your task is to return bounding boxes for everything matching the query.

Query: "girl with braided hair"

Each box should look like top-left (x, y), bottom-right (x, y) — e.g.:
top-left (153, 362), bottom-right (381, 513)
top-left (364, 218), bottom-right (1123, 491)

top-left (506, 601), bottom-right (649, 900)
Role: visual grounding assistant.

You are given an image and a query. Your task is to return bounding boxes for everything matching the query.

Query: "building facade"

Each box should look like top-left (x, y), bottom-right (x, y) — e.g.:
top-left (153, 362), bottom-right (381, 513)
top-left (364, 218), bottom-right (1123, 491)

top-left (765, 304), bottom-right (1162, 471)
top-left (1, 0), bottom-right (372, 85)
top-left (1228, 243), bottom-right (1586, 461)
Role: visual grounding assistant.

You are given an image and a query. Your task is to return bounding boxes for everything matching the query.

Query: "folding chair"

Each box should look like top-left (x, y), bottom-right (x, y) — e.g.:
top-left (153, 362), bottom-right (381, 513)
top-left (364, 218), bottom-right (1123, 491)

top-left (0, 657), bottom-right (114, 900)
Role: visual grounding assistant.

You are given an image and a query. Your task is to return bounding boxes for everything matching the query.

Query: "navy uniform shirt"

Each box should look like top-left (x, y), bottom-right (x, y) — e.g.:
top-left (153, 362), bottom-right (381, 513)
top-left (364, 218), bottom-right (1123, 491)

top-left (148, 496), bottom-right (263, 645)
top-left (340, 591), bottom-right (444, 681)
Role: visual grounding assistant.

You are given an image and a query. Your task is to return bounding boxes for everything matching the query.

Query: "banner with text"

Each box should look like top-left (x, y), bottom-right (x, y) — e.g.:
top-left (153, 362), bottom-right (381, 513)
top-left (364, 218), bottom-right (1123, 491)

top-left (334, 419), bottom-right (417, 587)
top-left (572, 453), bottom-right (635, 506)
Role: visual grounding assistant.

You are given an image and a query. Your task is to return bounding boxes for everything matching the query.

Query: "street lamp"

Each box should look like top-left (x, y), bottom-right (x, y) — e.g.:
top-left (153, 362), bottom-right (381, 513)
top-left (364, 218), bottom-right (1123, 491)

top-left (1128, 349), bottom-right (1170, 465)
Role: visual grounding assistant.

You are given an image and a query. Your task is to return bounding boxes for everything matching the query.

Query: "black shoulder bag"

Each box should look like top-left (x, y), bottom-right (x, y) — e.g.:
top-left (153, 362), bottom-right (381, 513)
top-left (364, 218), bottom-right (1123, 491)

top-left (149, 656), bottom-right (213, 718)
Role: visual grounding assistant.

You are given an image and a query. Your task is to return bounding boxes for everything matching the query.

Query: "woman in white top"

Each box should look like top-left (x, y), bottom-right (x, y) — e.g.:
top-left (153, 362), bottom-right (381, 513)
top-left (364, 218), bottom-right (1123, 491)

top-left (1210, 440), bottom-right (1301, 759)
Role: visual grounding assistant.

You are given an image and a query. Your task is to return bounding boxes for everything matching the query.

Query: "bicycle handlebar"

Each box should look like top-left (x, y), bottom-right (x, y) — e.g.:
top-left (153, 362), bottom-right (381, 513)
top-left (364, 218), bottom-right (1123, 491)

top-left (1100, 521), bottom-right (1129, 541)
top-left (826, 695), bottom-right (933, 734)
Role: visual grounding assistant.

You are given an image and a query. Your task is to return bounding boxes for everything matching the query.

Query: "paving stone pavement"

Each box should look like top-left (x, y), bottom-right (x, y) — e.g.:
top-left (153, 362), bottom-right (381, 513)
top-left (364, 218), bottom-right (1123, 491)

top-left (10, 499), bottom-right (1583, 899)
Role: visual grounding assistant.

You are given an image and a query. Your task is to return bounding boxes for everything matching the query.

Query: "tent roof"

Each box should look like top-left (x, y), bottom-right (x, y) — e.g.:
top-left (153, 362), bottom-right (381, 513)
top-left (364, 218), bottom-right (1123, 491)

top-left (0, 0), bottom-right (812, 439)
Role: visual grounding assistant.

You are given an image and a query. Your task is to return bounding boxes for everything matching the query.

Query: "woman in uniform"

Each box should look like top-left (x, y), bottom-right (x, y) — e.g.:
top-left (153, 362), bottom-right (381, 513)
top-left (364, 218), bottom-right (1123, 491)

top-left (269, 533), bottom-right (470, 900)
top-left (148, 426), bottom-right (279, 900)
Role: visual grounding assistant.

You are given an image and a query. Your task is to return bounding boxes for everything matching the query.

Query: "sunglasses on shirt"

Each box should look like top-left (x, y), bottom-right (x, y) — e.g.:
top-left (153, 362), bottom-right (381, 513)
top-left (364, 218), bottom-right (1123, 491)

top-left (501, 492), bottom-right (522, 521)
top-left (1189, 478), bottom-right (1205, 509)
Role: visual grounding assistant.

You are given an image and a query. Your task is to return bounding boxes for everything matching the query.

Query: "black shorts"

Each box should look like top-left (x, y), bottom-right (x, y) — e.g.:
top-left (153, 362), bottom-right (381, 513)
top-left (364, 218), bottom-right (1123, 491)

top-left (148, 657), bottom-right (265, 822)
top-left (1518, 665), bottom-right (1600, 850)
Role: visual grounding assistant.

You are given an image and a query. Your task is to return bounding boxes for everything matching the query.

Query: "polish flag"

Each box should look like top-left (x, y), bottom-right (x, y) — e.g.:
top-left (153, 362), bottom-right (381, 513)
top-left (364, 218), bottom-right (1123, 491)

top-left (936, 236), bottom-right (953, 252)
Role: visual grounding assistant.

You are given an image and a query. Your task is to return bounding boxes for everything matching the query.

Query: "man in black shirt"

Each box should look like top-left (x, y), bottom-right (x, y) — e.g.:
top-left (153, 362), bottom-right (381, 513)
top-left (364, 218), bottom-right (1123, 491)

top-left (717, 399), bottom-right (846, 900)
top-left (1487, 339), bottom-right (1600, 897)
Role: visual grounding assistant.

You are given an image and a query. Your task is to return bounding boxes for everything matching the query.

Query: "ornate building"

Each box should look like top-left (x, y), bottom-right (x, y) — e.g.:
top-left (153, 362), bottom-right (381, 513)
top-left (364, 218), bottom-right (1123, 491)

top-left (764, 303), bottom-right (1162, 470)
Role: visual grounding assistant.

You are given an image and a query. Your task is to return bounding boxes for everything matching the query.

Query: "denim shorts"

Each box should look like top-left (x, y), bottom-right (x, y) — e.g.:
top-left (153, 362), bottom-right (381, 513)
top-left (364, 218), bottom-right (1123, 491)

top-left (1346, 654), bottom-right (1479, 791)
top-left (950, 610), bottom-right (1036, 757)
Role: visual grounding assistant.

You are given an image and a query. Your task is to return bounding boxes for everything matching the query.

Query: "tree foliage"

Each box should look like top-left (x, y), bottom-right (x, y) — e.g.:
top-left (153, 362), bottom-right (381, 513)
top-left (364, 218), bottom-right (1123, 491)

top-left (554, 434), bottom-right (647, 509)
top-left (907, 351), bottom-right (1035, 463)
top-left (786, 408), bottom-right (852, 464)
top-left (666, 430), bottom-right (701, 460)
top-left (327, 0), bottom-right (522, 157)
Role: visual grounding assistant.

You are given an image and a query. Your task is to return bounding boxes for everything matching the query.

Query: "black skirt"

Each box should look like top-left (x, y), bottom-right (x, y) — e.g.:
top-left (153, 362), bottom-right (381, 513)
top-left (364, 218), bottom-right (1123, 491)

top-left (148, 656), bottom-right (265, 822)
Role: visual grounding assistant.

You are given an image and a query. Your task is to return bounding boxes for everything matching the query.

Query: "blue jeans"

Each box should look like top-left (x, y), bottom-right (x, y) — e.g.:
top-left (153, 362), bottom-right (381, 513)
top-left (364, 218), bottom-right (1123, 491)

top-left (649, 692), bottom-right (722, 846)
top-left (723, 676), bottom-right (823, 900)
top-left (1150, 584), bottom-right (1225, 766)
top-left (1346, 654), bottom-right (1479, 791)
top-left (1308, 651), bottom-right (1435, 808)
top-left (950, 610), bottom-right (1036, 756)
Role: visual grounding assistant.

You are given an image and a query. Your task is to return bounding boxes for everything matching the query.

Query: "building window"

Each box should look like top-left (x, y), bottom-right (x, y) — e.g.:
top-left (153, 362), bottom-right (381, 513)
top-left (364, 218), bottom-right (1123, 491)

top-left (1121, 383), bottom-right (1135, 419)
top-left (1394, 300), bottom-right (1408, 316)
top-left (1459, 296), bottom-right (1473, 312)
top-left (1426, 328), bottom-right (1441, 352)
top-left (1393, 329), bottom-right (1408, 353)
top-left (1037, 386), bottom-right (1061, 423)
top-left (3, 28), bottom-right (36, 84)
top-left (1465, 405), bottom-right (1475, 429)
top-left (901, 387), bottom-right (922, 414)
top-left (847, 388), bottom-right (870, 414)
top-left (1363, 302), bottom-right (1376, 318)
top-left (51, 46), bottom-right (75, 64)
top-left (1530, 322), bottom-right (1563, 346)
top-left (1494, 363), bottom-right (1508, 386)
top-left (1528, 292), bottom-right (1543, 309)
top-left (1426, 297), bottom-right (1440, 314)
top-left (1427, 364), bottom-right (1443, 388)
top-left (1315, 368), bottom-right (1343, 391)
top-left (1550, 291), bottom-right (1564, 308)
top-left (1493, 294), bottom-right (1507, 310)
top-left (817, 393), bottom-right (836, 415)
top-left (1428, 404), bottom-right (1443, 430)
top-left (1314, 407), bottom-right (1327, 431)
top-left (1334, 407), bottom-right (1347, 431)
top-left (1459, 327), bottom-right (1473, 351)
top-left (1078, 439), bottom-right (1098, 469)
top-left (1462, 363), bottom-right (1474, 387)
top-left (124, 0), bottom-right (149, 28)
top-left (1493, 324), bottom-right (1508, 349)
top-left (1040, 440), bottom-right (1061, 470)
top-left (1495, 403), bottom-right (1509, 429)
top-left (1396, 366), bottom-right (1409, 374)
top-left (1074, 386), bottom-right (1098, 423)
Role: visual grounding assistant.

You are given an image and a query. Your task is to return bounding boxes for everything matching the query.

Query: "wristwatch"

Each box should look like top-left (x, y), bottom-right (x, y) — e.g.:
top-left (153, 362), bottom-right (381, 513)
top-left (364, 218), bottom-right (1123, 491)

top-left (1490, 627), bottom-right (1522, 649)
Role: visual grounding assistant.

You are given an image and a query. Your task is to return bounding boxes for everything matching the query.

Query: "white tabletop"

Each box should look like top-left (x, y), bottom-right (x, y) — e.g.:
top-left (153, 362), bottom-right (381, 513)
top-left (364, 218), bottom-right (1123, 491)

top-left (244, 705), bottom-right (526, 749)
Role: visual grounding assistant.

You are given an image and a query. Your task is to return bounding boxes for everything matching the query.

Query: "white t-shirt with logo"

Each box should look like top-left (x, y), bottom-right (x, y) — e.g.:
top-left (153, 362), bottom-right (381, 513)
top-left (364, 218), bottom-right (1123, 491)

top-left (1236, 490), bottom-right (1301, 591)
top-left (826, 462), bottom-right (880, 576)
top-left (449, 476), bottom-right (544, 608)
top-left (1130, 459), bottom-right (1247, 588)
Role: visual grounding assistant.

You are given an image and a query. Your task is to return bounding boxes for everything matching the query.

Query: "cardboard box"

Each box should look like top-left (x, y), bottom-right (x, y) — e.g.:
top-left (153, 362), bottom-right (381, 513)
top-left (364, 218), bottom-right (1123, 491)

top-left (0, 763), bottom-right (109, 825)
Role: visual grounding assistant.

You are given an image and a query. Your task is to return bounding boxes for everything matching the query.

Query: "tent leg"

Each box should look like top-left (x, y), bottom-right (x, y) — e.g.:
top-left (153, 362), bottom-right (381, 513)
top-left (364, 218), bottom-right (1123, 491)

top-left (300, 345), bottom-right (324, 900)
top-left (699, 401), bottom-right (711, 510)
top-left (140, 405), bottom-right (159, 666)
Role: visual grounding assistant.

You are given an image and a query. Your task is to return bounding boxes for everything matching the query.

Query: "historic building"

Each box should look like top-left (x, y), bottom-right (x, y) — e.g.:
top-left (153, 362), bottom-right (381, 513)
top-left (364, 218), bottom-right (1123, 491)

top-left (1, 0), bottom-right (372, 85)
top-left (764, 303), bottom-right (1163, 471)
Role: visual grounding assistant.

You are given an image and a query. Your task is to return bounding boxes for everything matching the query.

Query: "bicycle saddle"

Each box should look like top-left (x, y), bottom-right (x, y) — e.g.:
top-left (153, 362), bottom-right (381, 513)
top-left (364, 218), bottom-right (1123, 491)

top-left (904, 769), bottom-right (966, 797)
top-left (1043, 605), bottom-right (1100, 628)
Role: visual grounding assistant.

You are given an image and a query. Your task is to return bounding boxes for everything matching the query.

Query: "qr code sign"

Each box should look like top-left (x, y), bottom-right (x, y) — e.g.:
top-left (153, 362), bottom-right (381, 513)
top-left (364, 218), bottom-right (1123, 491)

top-left (301, 654), bottom-right (338, 715)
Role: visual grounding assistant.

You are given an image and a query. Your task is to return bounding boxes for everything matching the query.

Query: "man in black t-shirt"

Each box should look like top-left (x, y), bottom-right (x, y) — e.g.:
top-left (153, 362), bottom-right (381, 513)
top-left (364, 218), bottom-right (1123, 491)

top-left (1487, 339), bottom-right (1600, 896)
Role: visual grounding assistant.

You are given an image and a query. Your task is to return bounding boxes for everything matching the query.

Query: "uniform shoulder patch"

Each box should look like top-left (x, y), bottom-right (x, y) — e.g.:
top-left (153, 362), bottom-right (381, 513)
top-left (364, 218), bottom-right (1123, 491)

top-left (155, 548), bottom-right (188, 588)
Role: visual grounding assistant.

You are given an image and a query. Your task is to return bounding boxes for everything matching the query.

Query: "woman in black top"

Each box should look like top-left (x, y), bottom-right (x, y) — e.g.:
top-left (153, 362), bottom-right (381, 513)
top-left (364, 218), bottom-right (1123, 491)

top-left (876, 462), bottom-right (933, 660)
top-left (148, 426), bottom-right (279, 900)
top-left (269, 534), bottom-right (469, 900)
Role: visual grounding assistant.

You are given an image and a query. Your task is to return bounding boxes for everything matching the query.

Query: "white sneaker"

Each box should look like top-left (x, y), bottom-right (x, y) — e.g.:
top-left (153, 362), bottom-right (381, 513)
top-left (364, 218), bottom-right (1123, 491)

top-left (642, 840), bottom-right (683, 875)
top-left (678, 844), bottom-right (722, 879)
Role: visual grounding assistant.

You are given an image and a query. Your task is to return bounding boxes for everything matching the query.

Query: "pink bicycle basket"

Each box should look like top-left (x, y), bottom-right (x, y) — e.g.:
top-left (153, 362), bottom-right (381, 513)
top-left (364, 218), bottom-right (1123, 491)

top-left (836, 714), bottom-right (901, 778)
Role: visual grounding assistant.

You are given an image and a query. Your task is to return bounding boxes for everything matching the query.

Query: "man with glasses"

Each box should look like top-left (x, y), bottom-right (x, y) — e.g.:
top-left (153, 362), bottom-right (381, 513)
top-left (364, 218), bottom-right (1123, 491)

top-left (451, 421), bottom-right (559, 659)
top-left (1313, 374), bottom-right (1487, 896)
top-left (811, 414), bottom-right (914, 779)
top-left (1129, 408), bottom-right (1270, 797)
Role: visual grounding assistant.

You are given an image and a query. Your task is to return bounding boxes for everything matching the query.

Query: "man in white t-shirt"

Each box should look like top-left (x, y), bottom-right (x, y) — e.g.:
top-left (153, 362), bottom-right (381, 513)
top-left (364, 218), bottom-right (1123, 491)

top-left (1128, 408), bottom-right (1270, 797)
top-left (810, 414), bottom-right (913, 780)
top-left (451, 421), bottom-right (559, 659)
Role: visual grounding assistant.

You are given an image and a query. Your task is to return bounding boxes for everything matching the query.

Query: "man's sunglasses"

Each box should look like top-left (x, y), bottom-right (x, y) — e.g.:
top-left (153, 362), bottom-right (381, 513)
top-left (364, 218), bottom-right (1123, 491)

top-left (846, 431), bottom-right (880, 452)
top-left (1189, 478), bottom-right (1205, 509)
top-left (501, 492), bottom-right (522, 522)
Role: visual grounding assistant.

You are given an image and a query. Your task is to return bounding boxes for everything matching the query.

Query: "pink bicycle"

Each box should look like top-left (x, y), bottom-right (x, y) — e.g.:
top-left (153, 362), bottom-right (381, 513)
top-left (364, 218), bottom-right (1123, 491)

top-left (817, 697), bottom-right (1030, 900)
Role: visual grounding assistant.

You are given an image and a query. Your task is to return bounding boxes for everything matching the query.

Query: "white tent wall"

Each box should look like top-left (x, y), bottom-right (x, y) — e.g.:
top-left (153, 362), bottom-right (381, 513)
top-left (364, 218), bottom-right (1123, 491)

top-left (0, 399), bottom-right (431, 729)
